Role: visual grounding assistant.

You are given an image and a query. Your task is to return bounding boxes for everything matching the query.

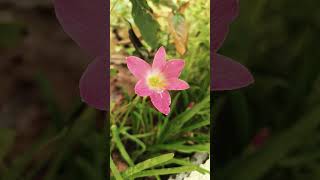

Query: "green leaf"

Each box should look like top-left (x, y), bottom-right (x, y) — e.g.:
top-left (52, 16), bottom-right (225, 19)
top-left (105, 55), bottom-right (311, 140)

top-left (130, 0), bottom-right (160, 49)
top-left (111, 125), bottom-right (134, 166)
top-left (161, 96), bottom-right (210, 142)
top-left (121, 131), bottom-right (146, 158)
top-left (150, 143), bottom-right (210, 153)
top-left (123, 153), bottom-right (174, 177)
top-left (181, 119), bottom-right (210, 132)
top-left (110, 157), bottom-right (124, 180)
top-left (129, 166), bottom-right (199, 178)
top-left (165, 158), bottom-right (210, 174)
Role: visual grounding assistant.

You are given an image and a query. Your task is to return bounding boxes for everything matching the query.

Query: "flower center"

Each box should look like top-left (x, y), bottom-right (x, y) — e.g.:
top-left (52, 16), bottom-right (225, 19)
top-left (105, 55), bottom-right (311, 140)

top-left (146, 73), bottom-right (167, 91)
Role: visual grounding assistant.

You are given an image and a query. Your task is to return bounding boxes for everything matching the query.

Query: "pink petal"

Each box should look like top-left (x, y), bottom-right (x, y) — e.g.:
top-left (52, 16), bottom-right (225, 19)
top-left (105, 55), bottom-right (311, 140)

top-left (126, 56), bottom-right (151, 79)
top-left (53, 0), bottom-right (107, 57)
top-left (162, 60), bottom-right (185, 78)
top-left (152, 46), bottom-right (167, 70)
top-left (212, 0), bottom-right (239, 50)
top-left (166, 78), bottom-right (189, 90)
top-left (79, 56), bottom-right (108, 110)
top-left (150, 91), bottom-right (171, 115)
top-left (211, 53), bottom-right (254, 91)
top-left (135, 80), bottom-right (153, 96)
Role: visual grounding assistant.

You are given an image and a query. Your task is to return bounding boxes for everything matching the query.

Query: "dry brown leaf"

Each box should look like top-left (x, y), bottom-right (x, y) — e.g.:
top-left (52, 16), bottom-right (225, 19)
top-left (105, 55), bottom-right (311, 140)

top-left (168, 12), bottom-right (188, 55)
top-left (178, 1), bottom-right (190, 14)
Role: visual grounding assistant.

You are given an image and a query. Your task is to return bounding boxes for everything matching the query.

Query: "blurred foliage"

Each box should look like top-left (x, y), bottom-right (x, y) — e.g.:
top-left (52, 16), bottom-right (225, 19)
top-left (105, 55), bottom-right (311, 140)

top-left (0, 23), bottom-right (25, 48)
top-left (0, 75), bottom-right (106, 180)
top-left (214, 0), bottom-right (320, 179)
top-left (0, 2), bottom-right (107, 179)
top-left (0, 0), bottom-right (210, 179)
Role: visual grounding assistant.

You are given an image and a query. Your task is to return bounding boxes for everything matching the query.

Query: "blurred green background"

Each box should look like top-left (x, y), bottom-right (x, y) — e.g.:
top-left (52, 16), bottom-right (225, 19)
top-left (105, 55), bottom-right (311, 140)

top-left (0, 1), bottom-right (106, 180)
top-left (214, 0), bottom-right (320, 179)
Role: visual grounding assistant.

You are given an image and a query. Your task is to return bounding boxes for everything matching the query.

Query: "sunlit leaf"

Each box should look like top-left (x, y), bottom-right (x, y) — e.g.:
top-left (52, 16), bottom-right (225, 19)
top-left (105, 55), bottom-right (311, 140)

top-left (111, 157), bottom-right (124, 180)
top-left (130, 166), bottom-right (199, 178)
top-left (130, 0), bottom-right (160, 49)
top-left (150, 143), bottom-right (210, 153)
top-left (123, 153), bottom-right (174, 177)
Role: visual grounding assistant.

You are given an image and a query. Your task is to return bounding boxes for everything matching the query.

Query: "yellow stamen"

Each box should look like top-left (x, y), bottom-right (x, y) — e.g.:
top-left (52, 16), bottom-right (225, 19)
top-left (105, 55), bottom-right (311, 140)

top-left (147, 74), bottom-right (167, 91)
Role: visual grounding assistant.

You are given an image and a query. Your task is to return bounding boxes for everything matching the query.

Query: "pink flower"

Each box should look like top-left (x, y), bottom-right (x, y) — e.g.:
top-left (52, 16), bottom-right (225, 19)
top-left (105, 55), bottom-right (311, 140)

top-left (126, 47), bottom-right (189, 115)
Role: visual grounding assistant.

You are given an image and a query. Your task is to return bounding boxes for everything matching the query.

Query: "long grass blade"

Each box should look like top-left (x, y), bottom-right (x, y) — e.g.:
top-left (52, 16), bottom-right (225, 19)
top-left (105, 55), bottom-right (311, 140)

top-left (123, 153), bottom-right (174, 177)
top-left (111, 125), bottom-right (134, 166)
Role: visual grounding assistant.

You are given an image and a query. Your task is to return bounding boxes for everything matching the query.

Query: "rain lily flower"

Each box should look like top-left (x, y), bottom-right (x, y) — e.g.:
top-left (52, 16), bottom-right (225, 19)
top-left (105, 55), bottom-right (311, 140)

top-left (127, 47), bottom-right (189, 115)
top-left (53, 0), bottom-right (253, 111)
